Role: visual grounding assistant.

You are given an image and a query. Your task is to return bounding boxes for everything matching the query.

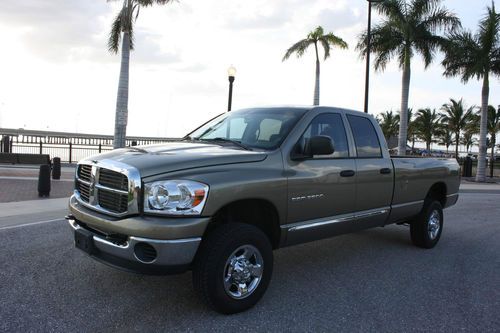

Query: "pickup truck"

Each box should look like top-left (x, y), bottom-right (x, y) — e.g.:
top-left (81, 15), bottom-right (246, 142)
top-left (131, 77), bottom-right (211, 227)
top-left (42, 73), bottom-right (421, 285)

top-left (67, 106), bottom-right (460, 314)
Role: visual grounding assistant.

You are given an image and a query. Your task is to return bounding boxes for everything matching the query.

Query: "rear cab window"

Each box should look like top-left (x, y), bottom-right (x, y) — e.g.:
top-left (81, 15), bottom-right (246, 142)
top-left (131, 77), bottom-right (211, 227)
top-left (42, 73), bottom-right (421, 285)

top-left (346, 115), bottom-right (382, 158)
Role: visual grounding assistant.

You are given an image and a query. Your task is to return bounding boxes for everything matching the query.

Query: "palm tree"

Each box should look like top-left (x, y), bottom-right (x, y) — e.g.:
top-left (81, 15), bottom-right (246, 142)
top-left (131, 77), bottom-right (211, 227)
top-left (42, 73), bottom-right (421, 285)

top-left (461, 113), bottom-right (480, 153)
top-left (437, 125), bottom-right (453, 154)
top-left (108, 0), bottom-right (175, 148)
top-left (406, 108), bottom-right (418, 151)
top-left (442, 3), bottom-right (500, 182)
top-left (414, 108), bottom-right (441, 151)
top-left (461, 135), bottom-right (477, 153)
top-left (377, 111), bottom-right (400, 142)
top-left (357, 0), bottom-right (460, 156)
top-left (486, 105), bottom-right (500, 177)
top-left (283, 26), bottom-right (348, 105)
top-left (440, 98), bottom-right (474, 158)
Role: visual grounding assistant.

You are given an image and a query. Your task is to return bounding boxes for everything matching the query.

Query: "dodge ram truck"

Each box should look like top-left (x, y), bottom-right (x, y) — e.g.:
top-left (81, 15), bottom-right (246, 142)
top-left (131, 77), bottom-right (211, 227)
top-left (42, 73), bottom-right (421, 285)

top-left (67, 106), bottom-right (460, 314)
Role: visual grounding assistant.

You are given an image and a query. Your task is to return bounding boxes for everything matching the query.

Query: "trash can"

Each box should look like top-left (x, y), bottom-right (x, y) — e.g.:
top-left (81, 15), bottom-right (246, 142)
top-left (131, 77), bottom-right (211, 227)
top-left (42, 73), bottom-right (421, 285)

top-left (38, 164), bottom-right (51, 197)
top-left (52, 157), bottom-right (61, 180)
top-left (462, 157), bottom-right (473, 177)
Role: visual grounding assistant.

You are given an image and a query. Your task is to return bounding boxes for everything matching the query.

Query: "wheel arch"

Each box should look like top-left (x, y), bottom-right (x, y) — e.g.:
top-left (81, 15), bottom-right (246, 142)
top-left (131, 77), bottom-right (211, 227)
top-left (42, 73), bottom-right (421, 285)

top-left (425, 182), bottom-right (447, 207)
top-left (204, 198), bottom-right (281, 249)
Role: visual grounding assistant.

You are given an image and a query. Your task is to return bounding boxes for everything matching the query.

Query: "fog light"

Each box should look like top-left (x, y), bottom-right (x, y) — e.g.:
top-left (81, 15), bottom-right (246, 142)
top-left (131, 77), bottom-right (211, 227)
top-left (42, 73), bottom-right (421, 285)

top-left (134, 242), bottom-right (157, 263)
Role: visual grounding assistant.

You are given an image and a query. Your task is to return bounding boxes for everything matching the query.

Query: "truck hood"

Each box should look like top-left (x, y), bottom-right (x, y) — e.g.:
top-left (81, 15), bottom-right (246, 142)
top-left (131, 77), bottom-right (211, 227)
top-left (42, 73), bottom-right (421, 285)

top-left (84, 142), bottom-right (268, 178)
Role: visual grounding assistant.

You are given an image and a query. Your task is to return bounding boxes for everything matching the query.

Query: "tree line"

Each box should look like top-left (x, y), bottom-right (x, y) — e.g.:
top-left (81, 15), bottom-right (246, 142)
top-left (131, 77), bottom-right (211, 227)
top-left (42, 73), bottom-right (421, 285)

top-left (377, 101), bottom-right (500, 176)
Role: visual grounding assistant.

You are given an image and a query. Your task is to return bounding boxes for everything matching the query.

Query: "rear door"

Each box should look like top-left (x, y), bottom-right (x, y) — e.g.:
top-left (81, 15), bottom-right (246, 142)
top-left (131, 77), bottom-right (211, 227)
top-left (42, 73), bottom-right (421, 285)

top-left (346, 114), bottom-right (393, 227)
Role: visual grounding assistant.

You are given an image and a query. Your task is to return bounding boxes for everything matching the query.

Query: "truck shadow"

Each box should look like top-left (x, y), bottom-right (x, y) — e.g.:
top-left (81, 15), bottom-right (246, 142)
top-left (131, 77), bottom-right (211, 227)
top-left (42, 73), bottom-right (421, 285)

top-left (83, 224), bottom-right (415, 320)
top-left (54, 219), bottom-right (466, 333)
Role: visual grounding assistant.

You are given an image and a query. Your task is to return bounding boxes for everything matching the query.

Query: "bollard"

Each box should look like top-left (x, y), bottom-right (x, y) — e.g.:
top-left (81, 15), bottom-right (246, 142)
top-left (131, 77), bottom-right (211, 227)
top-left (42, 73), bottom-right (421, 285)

top-left (2, 135), bottom-right (10, 153)
top-left (461, 158), bottom-right (467, 177)
top-left (463, 157), bottom-right (473, 177)
top-left (52, 157), bottom-right (61, 180)
top-left (38, 164), bottom-right (51, 197)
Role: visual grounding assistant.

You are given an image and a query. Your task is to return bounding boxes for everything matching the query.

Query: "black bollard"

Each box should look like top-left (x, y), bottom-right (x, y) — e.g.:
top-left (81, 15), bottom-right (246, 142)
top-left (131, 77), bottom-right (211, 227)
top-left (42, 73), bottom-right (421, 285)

top-left (2, 135), bottom-right (10, 153)
top-left (38, 164), bottom-right (51, 197)
top-left (52, 157), bottom-right (61, 180)
top-left (461, 158), bottom-right (467, 177)
top-left (465, 157), bottom-right (473, 177)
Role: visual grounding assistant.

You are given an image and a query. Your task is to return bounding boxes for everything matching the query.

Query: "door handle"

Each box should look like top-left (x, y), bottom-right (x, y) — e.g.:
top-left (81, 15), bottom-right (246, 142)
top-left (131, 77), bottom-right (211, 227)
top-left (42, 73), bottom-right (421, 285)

top-left (340, 170), bottom-right (355, 177)
top-left (380, 168), bottom-right (392, 174)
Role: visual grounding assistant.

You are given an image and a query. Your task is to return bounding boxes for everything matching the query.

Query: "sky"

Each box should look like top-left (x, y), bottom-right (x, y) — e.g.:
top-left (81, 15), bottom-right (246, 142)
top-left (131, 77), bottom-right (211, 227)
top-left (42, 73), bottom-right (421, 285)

top-left (0, 0), bottom-right (497, 139)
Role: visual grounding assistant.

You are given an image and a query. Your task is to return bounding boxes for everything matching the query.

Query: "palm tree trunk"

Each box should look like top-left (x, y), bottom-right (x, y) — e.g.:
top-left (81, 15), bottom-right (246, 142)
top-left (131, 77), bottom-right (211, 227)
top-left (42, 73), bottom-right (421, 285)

top-left (113, 31), bottom-right (130, 149)
top-left (397, 54), bottom-right (411, 156)
top-left (455, 133), bottom-right (459, 159)
top-left (476, 73), bottom-right (489, 182)
top-left (313, 42), bottom-right (320, 106)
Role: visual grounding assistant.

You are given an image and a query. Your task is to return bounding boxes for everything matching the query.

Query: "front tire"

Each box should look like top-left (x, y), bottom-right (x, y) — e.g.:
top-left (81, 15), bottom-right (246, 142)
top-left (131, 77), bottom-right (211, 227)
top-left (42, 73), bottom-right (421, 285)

top-left (192, 223), bottom-right (273, 314)
top-left (410, 200), bottom-right (443, 249)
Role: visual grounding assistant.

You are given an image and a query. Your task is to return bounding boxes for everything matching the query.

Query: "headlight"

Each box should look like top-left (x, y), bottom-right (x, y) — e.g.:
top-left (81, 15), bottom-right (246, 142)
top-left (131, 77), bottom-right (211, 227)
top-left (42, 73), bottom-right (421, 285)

top-left (144, 180), bottom-right (209, 216)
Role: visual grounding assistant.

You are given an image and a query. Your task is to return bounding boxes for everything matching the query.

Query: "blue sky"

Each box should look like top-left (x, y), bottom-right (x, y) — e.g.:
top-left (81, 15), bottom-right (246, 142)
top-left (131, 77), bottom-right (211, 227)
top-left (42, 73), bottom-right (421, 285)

top-left (0, 0), bottom-right (497, 140)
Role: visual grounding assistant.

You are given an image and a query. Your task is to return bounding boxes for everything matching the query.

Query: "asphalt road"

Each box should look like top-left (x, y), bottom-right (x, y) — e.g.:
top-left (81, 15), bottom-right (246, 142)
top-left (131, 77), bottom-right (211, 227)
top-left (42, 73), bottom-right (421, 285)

top-left (1, 193), bottom-right (499, 332)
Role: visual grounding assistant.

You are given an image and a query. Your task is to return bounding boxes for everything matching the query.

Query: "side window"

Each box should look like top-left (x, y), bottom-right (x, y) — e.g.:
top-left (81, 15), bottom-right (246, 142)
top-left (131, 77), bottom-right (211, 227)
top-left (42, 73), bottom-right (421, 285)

top-left (300, 113), bottom-right (349, 158)
top-left (346, 115), bottom-right (382, 158)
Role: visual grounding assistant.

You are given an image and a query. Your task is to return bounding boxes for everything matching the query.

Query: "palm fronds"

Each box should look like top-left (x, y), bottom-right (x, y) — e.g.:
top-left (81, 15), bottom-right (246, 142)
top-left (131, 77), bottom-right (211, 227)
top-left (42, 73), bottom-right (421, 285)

top-left (107, 0), bottom-right (175, 54)
top-left (282, 26), bottom-right (348, 62)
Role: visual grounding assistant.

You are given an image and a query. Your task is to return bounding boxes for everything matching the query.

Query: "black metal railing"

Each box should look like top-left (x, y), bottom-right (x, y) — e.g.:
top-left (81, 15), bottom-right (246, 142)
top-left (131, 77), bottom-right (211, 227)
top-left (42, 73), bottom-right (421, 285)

top-left (0, 128), bottom-right (175, 163)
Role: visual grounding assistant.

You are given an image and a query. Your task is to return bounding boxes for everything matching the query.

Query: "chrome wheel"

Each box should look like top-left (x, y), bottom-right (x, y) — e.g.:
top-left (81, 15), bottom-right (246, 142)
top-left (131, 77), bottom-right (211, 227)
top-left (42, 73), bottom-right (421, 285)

top-left (223, 245), bottom-right (264, 299)
top-left (427, 210), bottom-right (441, 240)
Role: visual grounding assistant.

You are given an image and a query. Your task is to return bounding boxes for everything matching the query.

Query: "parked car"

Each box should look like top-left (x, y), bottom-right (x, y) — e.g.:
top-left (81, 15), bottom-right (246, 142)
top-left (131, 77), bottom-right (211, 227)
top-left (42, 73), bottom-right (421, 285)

top-left (67, 106), bottom-right (460, 314)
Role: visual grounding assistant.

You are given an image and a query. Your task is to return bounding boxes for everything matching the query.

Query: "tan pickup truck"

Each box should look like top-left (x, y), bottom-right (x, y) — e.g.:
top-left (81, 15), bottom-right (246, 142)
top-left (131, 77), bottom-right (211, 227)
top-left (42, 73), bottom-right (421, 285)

top-left (67, 106), bottom-right (460, 314)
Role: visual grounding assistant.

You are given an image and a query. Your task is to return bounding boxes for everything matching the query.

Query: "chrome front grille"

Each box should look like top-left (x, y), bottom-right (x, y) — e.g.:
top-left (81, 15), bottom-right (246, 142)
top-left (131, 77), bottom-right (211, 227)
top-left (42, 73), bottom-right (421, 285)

top-left (78, 165), bottom-right (92, 183)
top-left (98, 190), bottom-right (129, 213)
top-left (98, 168), bottom-right (128, 191)
top-left (74, 160), bottom-right (141, 217)
top-left (77, 181), bottom-right (91, 203)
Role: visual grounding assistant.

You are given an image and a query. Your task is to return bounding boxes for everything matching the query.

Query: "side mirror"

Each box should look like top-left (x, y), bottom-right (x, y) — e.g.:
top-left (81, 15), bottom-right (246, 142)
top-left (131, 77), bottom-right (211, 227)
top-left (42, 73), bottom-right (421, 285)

top-left (306, 136), bottom-right (334, 156)
top-left (291, 136), bottom-right (334, 160)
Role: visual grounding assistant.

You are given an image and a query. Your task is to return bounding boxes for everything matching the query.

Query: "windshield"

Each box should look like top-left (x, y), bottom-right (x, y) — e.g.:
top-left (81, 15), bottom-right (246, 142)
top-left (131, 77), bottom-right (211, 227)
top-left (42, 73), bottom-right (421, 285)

top-left (186, 108), bottom-right (308, 151)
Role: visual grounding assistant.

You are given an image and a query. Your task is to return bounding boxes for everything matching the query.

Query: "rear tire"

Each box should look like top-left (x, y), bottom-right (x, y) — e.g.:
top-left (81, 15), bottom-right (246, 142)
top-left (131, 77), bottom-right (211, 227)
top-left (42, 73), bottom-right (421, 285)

top-left (410, 200), bottom-right (443, 249)
top-left (192, 223), bottom-right (273, 314)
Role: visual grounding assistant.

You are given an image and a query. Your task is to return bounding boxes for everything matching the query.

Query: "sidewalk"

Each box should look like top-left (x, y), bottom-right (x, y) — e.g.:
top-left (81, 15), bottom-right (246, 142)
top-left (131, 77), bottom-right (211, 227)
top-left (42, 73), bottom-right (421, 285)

top-left (0, 165), bottom-right (75, 203)
top-left (459, 182), bottom-right (500, 194)
top-left (0, 165), bottom-right (75, 179)
top-left (0, 197), bottom-right (68, 219)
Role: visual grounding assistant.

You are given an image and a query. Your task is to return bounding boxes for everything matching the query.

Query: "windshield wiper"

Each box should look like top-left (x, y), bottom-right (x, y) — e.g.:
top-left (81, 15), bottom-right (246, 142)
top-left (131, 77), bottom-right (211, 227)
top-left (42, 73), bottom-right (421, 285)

top-left (199, 138), bottom-right (252, 151)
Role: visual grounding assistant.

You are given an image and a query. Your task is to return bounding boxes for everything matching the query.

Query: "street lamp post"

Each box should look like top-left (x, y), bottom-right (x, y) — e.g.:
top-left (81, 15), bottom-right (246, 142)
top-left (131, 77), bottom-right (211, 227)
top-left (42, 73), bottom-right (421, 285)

top-left (364, 0), bottom-right (383, 114)
top-left (227, 65), bottom-right (237, 112)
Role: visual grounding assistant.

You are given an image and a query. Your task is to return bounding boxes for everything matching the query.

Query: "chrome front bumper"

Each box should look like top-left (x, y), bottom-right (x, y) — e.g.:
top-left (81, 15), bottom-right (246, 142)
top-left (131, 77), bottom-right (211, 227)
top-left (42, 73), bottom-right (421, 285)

top-left (67, 217), bottom-right (201, 275)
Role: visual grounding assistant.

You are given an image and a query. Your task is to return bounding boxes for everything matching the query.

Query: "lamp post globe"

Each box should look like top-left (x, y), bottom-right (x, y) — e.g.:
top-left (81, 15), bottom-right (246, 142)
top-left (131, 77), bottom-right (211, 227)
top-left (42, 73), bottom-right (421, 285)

top-left (227, 65), bottom-right (236, 112)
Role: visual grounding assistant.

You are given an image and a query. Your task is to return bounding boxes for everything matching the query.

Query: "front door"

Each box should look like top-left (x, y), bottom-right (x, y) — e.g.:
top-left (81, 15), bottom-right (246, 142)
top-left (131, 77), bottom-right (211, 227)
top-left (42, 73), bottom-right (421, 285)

top-left (285, 113), bottom-right (356, 244)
